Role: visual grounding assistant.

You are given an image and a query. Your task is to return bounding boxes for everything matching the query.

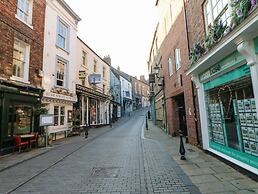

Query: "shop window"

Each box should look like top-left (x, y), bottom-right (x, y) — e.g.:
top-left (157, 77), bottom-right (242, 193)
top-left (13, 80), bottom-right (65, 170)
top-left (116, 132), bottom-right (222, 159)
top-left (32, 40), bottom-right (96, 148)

top-left (54, 106), bottom-right (65, 126)
top-left (54, 106), bottom-right (59, 125)
top-left (206, 76), bottom-right (258, 157)
top-left (12, 39), bottom-right (30, 82)
top-left (7, 105), bottom-right (33, 136)
top-left (60, 107), bottom-right (65, 125)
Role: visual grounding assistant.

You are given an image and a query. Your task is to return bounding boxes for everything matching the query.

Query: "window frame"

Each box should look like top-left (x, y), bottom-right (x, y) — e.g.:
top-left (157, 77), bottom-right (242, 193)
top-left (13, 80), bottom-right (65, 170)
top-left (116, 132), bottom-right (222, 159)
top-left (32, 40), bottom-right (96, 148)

top-left (55, 56), bottom-right (68, 89)
top-left (16, 0), bottom-right (33, 27)
top-left (204, 0), bottom-right (230, 33)
top-left (175, 48), bottom-right (181, 71)
top-left (82, 50), bottom-right (87, 67)
top-left (56, 17), bottom-right (70, 51)
top-left (54, 106), bottom-right (65, 126)
top-left (168, 57), bottom-right (173, 76)
top-left (12, 39), bottom-right (30, 83)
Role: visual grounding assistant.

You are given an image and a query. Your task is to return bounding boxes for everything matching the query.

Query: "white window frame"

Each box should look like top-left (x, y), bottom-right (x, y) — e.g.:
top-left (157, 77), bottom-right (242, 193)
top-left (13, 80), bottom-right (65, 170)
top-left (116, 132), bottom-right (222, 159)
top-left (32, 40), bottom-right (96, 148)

top-left (204, 0), bottom-right (230, 33)
top-left (168, 57), bottom-right (173, 76)
top-left (56, 17), bottom-right (69, 51)
top-left (93, 59), bottom-right (97, 72)
top-left (11, 39), bottom-right (30, 83)
top-left (54, 106), bottom-right (65, 126)
top-left (55, 56), bottom-right (68, 89)
top-left (82, 50), bottom-right (87, 67)
top-left (16, 0), bottom-right (33, 27)
top-left (175, 49), bottom-right (181, 70)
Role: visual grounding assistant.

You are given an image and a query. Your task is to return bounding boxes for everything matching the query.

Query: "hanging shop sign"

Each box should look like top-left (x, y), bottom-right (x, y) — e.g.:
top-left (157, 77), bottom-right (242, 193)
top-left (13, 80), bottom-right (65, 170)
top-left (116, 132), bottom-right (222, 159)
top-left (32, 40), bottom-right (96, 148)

top-left (79, 70), bottom-right (87, 79)
top-left (149, 74), bottom-right (155, 83)
top-left (88, 74), bottom-right (101, 84)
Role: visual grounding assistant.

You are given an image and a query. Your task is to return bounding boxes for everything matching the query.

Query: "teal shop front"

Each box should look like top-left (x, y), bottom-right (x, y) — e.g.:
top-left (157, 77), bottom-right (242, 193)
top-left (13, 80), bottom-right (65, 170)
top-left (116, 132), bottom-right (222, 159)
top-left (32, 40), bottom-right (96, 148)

top-left (200, 51), bottom-right (258, 172)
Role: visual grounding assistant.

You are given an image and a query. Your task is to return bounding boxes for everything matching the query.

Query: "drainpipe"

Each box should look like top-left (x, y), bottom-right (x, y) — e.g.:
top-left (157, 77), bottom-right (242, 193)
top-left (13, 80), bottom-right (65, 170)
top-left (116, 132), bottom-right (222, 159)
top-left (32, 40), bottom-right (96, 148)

top-left (183, 0), bottom-right (200, 145)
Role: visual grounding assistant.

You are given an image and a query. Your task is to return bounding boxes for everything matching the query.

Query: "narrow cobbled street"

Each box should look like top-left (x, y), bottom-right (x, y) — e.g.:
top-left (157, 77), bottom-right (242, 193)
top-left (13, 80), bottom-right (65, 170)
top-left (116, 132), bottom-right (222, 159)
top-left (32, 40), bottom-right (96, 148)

top-left (0, 110), bottom-right (199, 194)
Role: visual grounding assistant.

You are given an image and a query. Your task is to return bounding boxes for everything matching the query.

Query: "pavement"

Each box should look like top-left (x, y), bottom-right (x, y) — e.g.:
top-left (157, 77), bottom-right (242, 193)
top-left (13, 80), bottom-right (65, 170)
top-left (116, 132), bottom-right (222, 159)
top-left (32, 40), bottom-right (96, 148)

top-left (145, 119), bottom-right (258, 194)
top-left (0, 115), bottom-right (131, 173)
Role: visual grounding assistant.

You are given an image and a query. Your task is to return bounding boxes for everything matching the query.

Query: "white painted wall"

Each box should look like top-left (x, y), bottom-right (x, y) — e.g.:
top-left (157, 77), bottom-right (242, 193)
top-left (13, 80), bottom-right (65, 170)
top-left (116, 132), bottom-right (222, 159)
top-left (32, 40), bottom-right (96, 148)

top-left (120, 76), bottom-right (132, 100)
top-left (42, 0), bottom-right (80, 134)
top-left (76, 38), bottom-right (110, 94)
top-left (43, 0), bottom-right (79, 97)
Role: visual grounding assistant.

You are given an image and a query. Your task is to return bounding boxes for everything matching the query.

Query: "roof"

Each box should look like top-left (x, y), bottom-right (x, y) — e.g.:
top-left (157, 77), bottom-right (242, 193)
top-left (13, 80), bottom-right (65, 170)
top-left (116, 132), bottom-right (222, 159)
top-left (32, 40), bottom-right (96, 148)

top-left (58, 0), bottom-right (81, 22)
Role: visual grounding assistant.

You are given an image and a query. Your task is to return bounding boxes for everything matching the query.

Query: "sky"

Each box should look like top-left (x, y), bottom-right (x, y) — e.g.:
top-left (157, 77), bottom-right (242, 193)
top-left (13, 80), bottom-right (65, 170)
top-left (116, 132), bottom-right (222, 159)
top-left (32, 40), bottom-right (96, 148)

top-left (65, 0), bottom-right (158, 79)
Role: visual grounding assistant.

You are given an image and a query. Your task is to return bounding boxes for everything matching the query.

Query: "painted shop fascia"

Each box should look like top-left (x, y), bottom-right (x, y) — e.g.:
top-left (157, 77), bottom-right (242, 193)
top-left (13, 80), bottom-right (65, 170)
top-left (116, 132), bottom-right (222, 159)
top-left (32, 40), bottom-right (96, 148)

top-left (187, 11), bottom-right (258, 175)
top-left (0, 80), bottom-right (44, 154)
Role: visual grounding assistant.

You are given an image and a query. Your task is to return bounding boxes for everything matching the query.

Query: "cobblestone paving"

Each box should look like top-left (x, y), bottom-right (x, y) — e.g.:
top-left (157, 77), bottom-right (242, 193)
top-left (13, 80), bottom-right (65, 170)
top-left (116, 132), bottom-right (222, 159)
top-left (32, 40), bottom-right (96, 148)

top-left (0, 111), bottom-right (200, 194)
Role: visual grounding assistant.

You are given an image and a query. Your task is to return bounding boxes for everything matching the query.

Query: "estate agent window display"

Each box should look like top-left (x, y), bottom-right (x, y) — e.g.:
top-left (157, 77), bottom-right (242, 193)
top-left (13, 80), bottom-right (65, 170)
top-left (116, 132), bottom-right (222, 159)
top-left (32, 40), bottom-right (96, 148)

top-left (205, 75), bottom-right (258, 160)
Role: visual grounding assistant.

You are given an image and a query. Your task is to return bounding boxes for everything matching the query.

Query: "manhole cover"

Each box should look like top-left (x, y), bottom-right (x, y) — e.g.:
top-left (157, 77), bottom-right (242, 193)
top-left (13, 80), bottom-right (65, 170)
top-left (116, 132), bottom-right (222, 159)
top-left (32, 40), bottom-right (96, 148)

top-left (90, 167), bottom-right (120, 178)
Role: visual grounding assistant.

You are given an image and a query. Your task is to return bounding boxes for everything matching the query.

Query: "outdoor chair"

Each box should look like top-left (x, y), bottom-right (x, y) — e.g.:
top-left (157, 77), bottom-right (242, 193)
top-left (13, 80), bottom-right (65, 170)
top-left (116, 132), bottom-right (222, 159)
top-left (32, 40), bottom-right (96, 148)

top-left (13, 136), bottom-right (29, 152)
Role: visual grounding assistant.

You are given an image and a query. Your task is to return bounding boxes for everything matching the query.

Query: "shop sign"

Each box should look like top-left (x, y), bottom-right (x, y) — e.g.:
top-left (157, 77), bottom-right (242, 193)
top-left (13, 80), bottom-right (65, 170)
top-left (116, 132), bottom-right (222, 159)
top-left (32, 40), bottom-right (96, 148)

top-left (79, 70), bottom-right (86, 79)
top-left (210, 142), bottom-right (258, 169)
top-left (44, 92), bottom-right (77, 102)
top-left (149, 74), bottom-right (155, 83)
top-left (200, 51), bottom-right (245, 82)
top-left (88, 74), bottom-right (101, 84)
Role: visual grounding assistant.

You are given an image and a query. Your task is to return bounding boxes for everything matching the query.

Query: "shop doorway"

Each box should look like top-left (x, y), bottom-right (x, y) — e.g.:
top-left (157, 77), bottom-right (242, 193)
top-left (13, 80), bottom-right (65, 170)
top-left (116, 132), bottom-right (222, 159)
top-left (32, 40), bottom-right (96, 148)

top-left (176, 94), bottom-right (188, 137)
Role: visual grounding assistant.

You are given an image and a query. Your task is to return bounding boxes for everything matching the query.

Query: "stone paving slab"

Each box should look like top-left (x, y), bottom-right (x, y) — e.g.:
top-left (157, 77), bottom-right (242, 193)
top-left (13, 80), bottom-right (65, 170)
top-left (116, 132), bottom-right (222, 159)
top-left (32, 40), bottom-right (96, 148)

top-left (0, 116), bottom-right (131, 172)
top-left (145, 120), bottom-right (258, 194)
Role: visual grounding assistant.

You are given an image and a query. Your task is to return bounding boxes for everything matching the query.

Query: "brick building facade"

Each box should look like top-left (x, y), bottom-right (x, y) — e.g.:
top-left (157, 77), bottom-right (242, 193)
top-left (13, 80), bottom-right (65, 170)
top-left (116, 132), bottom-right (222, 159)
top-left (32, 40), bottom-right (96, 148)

top-left (149, 0), bottom-right (201, 145)
top-left (0, 0), bottom-right (46, 154)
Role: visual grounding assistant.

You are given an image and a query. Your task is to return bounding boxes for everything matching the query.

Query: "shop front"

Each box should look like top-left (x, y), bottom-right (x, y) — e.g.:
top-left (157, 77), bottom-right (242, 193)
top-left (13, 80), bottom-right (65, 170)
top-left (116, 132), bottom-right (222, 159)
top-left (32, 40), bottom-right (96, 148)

top-left (76, 84), bottom-right (110, 127)
top-left (190, 48), bottom-right (258, 174)
top-left (0, 83), bottom-right (43, 155)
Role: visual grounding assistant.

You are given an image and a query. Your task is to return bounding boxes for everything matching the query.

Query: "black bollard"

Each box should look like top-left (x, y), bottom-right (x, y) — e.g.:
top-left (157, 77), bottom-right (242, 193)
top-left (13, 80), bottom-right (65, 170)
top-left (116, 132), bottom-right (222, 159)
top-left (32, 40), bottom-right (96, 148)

top-left (179, 131), bottom-right (186, 160)
top-left (146, 116), bottom-right (148, 130)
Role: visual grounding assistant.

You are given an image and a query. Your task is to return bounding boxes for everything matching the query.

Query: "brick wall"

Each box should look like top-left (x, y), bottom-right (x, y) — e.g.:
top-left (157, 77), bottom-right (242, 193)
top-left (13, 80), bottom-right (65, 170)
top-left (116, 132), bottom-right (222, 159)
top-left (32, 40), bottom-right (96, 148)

top-left (158, 1), bottom-right (201, 145)
top-left (0, 0), bottom-right (46, 87)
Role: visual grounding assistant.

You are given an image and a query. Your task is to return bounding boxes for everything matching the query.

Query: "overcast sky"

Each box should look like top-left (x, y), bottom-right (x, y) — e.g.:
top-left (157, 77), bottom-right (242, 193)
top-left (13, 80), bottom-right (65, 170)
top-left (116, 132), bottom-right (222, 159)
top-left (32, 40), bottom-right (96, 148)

top-left (65, 0), bottom-right (157, 79)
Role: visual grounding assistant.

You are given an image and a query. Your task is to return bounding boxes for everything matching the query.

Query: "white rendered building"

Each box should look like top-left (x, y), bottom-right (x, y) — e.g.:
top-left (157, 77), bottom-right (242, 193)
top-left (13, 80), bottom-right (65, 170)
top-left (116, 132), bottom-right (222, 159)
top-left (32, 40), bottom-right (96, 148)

top-left (42, 0), bottom-right (81, 138)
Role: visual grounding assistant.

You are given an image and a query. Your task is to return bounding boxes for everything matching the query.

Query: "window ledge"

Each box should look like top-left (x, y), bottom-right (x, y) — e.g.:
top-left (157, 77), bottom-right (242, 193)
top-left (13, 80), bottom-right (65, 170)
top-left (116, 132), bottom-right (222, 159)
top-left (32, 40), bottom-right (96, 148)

top-left (55, 45), bottom-right (70, 54)
top-left (10, 76), bottom-right (30, 84)
top-left (15, 14), bottom-right (33, 29)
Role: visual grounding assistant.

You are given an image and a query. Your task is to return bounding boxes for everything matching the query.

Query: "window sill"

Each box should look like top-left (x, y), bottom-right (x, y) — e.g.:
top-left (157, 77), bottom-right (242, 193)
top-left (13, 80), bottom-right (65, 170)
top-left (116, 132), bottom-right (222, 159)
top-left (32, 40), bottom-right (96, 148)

top-left (15, 15), bottom-right (33, 29)
top-left (56, 45), bottom-right (70, 54)
top-left (10, 76), bottom-right (30, 84)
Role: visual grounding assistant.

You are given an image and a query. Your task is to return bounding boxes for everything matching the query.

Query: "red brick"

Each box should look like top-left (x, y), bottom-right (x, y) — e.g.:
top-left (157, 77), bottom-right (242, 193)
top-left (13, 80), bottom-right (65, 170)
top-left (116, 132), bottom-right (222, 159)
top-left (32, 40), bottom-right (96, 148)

top-left (0, 0), bottom-right (46, 87)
